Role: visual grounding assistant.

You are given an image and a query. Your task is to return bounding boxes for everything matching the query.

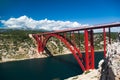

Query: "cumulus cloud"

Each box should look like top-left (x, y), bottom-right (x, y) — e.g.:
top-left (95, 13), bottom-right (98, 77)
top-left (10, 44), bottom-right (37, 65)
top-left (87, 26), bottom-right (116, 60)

top-left (1, 15), bottom-right (88, 30)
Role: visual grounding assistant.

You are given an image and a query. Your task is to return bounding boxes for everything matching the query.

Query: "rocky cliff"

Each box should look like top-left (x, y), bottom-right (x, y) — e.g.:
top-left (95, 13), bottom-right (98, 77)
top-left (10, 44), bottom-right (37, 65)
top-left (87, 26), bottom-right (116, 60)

top-left (0, 29), bottom-right (118, 64)
top-left (99, 42), bottom-right (120, 80)
top-left (0, 29), bottom-right (45, 62)
top-left (66, 42), bottom-right (120, 80)
top-left (0, 30), bottom-right (68, 62)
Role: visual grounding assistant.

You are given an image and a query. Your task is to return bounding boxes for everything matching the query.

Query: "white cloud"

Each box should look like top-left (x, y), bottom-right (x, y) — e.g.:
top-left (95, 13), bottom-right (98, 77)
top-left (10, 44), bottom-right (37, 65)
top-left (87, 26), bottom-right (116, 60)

top-left (1, 15), bottom-right (88, 31)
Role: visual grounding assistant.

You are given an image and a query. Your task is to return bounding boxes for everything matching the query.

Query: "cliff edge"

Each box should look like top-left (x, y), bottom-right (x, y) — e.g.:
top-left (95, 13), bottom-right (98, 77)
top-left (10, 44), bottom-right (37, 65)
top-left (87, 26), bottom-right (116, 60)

top-left (66, 42), bottom-right (120, 80)
top-left (99, 42), bottom-right (120, 80)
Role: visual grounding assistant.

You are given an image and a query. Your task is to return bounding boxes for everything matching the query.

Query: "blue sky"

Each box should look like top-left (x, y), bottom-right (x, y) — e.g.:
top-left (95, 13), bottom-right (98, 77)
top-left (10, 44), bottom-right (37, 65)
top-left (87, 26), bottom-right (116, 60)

top-left (0, 0), bottom-right (120, 29)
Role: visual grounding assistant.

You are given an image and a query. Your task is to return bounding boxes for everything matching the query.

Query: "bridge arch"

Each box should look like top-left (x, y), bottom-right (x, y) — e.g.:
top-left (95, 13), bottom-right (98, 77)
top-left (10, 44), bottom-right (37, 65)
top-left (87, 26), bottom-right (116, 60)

top-left (42, 33), bottom-right (85, 71)
top-left (32, 22), bottom-right (120, 72)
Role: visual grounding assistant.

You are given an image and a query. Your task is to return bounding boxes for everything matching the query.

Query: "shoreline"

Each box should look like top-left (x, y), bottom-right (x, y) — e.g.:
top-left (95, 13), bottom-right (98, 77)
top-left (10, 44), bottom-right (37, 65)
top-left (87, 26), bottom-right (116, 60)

top-left (0, 50), bottom-right (104, 64)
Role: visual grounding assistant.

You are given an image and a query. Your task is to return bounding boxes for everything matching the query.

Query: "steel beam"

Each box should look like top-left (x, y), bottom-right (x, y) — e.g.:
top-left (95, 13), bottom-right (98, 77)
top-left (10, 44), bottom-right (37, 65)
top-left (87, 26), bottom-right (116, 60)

top-left (84, 30), bottom-right (89, 70)
top-left (108, 27), bottom-right (111, 44)
top-left (103, 28), bottom-right (106, 57)
top-left (41, 22), bottom-right (120, 35)
top-left (90, 30), bottom-right (95, 69)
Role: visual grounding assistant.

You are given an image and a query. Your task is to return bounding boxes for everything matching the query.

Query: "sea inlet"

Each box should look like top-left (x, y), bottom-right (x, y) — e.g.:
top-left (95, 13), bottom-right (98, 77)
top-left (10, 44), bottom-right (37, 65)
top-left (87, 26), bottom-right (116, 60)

top-left (0, 51), bottom-right (103, 80)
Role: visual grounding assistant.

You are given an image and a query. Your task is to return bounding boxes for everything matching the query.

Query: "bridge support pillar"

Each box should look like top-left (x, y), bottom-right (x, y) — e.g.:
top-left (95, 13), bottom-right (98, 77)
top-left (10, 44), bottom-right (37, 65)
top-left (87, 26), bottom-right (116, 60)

top-left (84, 30), bottom-right (89, 70)
top-left (108, 27), bottom-right (111, 44)
top-left (84, 30), bottom-right (95, 70)
top-left (103, 28), bottom-right (106, 57)
top-left (90, 30), bottom-right (95, 69)
top-left (34, 35), bottom-right (44, 54)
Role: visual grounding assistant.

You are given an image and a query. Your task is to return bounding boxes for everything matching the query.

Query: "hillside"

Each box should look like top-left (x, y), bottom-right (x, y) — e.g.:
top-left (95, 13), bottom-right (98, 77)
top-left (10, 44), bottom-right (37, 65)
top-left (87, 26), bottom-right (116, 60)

top-left (0, 29), bottom-right (118, 62)
top-left (0, 29), bottom-right (42, 62)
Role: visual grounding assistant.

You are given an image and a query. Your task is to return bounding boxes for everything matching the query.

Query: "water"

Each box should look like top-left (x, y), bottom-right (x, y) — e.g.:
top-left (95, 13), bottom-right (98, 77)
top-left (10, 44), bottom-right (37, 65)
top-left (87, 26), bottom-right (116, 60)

top-left (0, 52), bottom-right (104, 80)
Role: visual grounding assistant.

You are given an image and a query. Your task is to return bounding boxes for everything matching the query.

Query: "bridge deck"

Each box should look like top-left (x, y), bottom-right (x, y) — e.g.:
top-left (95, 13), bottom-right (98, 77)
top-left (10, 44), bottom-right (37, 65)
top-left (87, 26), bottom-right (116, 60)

top-left (41, 22), bottom-right (120, 35)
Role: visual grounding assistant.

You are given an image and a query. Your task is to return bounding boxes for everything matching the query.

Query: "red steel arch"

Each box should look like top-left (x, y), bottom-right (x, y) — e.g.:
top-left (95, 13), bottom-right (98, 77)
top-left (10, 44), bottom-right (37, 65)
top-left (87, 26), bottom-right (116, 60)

top-left (32, 22), bottom-right (120, 72)
top-left (43, 34), bottom-right (82, 57)
top-left (33, 33), bottom-right (85, 71)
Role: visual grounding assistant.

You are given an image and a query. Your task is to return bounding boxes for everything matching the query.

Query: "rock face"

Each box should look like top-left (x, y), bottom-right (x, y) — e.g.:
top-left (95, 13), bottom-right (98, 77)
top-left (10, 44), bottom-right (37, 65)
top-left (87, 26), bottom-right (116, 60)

top-left (98, 42), bottom-right (120, 80)
top-left (0, 33), bottom-right (68, 62)
top-left (65, 69), bottom-right (99, 80)
top-left (0, 34), bottom-right (45, 62)
top-left (66, 42), bottom-right (120, 80)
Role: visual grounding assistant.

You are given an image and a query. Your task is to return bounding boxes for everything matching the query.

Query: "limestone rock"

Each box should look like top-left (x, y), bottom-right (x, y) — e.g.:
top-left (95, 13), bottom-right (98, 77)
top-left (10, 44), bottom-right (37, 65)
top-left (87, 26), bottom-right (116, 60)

top-left (66, 42), bottom-right (120, 80)
top-left (99, 42), bottom-right (120, 80)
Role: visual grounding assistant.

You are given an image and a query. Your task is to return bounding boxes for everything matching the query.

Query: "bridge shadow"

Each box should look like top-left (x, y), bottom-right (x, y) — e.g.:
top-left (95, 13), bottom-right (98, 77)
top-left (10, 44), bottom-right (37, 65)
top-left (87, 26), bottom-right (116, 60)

top-left (44, 47), bottom-right (54, 57)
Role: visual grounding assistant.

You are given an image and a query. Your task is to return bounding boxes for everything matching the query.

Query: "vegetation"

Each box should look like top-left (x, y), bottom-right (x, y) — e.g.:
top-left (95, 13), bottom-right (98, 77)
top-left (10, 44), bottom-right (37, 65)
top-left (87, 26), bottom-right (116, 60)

top-left (0, 29), bottom-right (42, 61)
top-left (0, 29), bottom-right (118, 61)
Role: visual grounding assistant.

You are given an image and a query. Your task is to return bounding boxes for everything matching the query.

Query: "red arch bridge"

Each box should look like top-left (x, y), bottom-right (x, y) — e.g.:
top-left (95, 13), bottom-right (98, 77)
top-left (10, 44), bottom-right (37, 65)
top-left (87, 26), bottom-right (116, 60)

top-left (31, 22), bottom-right (120, 71)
